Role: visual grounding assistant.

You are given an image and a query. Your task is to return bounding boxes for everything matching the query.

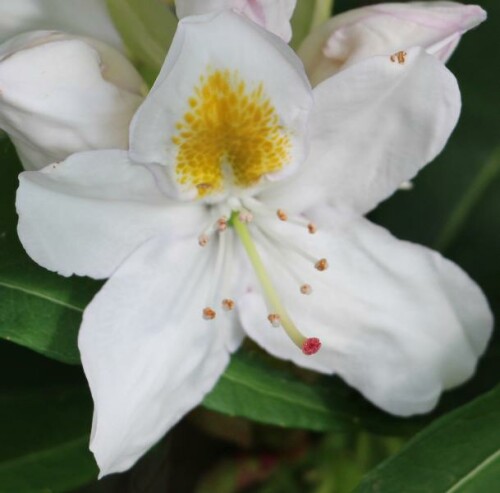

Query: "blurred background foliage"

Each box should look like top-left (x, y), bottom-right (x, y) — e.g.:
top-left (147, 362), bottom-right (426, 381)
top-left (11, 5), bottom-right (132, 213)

top-left (0, 0), bottom-right (499, 491)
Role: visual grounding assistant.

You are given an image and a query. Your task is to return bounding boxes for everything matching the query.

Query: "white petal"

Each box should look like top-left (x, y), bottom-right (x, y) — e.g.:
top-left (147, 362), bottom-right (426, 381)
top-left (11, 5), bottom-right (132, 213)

top-left (176, 0), bottom-right (296, 42)
top-left (0, 31), bottom-right (144, 170)
top-left (0, 0), bottom-right (123, 50)
top-left (260, 47), bottom-right (460, 216)
top-left (299, 2), bottom-right (486, 86)
top-left (79, 234), bottom-right (232, 476)
top-left (17, 150), bottom-right (207, 279)
top-left (238, 209), bottom-right (493, 415)
top-left (129, 10), bottom-right (312, 200)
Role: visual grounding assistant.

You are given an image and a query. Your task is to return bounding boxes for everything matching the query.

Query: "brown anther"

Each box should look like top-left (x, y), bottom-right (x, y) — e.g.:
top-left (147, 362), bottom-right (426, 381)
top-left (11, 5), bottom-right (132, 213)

top-left (217, 217), bottom-right (228, 232)
top-left (390, 51), bottom-right (407, 64)
top-left (276, 209), bottom-right (288, 221)
top-left (307, 223), bottom-right (317, 234)
top-left (300, 284), bottom-right (313, 295)
top-left (222, 299), bottom-right (235, 311)
top-left (267, 313), bottom-right (281, 327)
top-left (202, 307), bottom-right (216, 320)
top-left (239, 211), bottom-right (254, 223)
top-left (315, 258), bottom-right (329, 271)
top-left (198, 234), bottom-right (209, 247)
top-left (197, 183), bottom-right (212, 192)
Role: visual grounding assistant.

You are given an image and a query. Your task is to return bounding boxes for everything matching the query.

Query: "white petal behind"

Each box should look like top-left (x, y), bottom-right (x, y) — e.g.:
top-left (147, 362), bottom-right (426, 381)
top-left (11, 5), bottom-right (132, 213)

top-left (79, 235), bottom-right (233, 476)
top-left (0, 32), bottom-right (144, 170)
top-left (260, 48), bottom-right (461, 216)
top-left (0, 0), bottom-right (123, 50)
top-left (17, 150), bottom-right (207, 279)
top-left (176, 0), bottom-right (297, 42)
top-left (238, 209), bottom-right (493, 416)
top-left (129, 10), bottom-right (312, 198)
top-left (298, 2), bottom-right (486, 85)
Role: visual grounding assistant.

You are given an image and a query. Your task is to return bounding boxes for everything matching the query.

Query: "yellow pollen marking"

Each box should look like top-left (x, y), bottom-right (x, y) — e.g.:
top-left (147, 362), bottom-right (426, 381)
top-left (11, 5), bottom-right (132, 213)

top-left (172, 68), bottom-right (292, 198)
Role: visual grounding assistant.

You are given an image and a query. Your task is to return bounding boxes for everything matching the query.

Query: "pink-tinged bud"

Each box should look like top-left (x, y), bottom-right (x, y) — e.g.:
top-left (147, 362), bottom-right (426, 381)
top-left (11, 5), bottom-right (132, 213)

top-left (299, 2), bottom-right (487, 86)
top-left (0, 31), bottom-right (145, 170)
top-left (302, 337), bottom-right (322, 355)
top-left (176, 0), bottom-right (297, 42)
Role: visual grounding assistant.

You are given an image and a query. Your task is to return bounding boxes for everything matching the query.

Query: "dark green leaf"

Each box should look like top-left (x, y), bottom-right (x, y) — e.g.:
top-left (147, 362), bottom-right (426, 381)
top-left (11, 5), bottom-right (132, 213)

top-left (354, 385), bottom-right (500, 493)
top-left (0, 140), bottom-right (100, 364)
top-left (0, 386), bottom-right (96, 493)
top-left (204, 351), bottom-right (422, 435)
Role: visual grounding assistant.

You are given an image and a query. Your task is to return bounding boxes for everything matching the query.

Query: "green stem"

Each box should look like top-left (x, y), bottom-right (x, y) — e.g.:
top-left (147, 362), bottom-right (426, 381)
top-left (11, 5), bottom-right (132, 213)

top-left (311, 0), bottom-right (334, 29)
top-left (232, 214), bottom-right (306, 349)
top-left (435, 147), bottom-right (500, 252)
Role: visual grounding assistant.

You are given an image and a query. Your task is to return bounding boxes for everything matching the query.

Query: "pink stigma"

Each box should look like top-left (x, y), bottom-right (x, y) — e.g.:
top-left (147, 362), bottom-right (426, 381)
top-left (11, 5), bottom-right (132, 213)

top-left (302, 337), bottom-right (322, 355)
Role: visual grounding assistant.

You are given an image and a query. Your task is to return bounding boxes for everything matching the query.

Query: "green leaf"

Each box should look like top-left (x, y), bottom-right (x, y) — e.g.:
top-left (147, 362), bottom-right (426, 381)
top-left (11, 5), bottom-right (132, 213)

top-left (204, 351), bottom-right (422, 435)
top-left (0, 139), bottom-right (100, 364)
top-left (354, 385), bottom-right (500, 493)
top-left (0, 386), bottom-right (96, 493)
top-left (106, 0), bottom-right (177, 84)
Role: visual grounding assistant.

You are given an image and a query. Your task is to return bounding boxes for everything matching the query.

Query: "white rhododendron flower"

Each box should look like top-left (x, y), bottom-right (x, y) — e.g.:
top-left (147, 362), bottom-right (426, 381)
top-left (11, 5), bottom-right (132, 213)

top-left (0, 31), bottom-right (145, 170)
top-left (299, 1), bottom-right (486, 85)
top-left (16, 11), bottom-right (492, 477)
top-left (0, 0), bottom-right (123, 49)
top-left (176, 0), bottom-right (297, 41)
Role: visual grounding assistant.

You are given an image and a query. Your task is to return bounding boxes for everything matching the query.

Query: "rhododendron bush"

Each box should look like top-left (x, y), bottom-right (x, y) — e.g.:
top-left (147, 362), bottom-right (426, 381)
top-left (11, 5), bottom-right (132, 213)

top-left (0, 1), bottom-right (498, 491)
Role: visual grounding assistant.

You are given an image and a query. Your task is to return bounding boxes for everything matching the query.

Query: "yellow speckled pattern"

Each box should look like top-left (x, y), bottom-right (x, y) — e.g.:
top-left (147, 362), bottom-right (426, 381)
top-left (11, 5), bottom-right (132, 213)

top-left (172, 69), bottom-right (292, 198)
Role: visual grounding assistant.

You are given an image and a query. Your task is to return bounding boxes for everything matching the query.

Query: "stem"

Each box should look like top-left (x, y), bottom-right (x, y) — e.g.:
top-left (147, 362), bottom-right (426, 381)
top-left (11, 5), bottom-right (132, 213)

top-left (232, 214), bottom-right (306, 349)
top-left (311, 0), bottom-right (334, 29)
top-left (435, 147), bottom-right (500, 252)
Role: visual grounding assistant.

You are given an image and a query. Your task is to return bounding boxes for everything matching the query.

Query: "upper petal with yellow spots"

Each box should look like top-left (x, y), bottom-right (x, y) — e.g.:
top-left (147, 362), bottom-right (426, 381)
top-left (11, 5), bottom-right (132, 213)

top-left (172, 69), bottom-right (292, 198)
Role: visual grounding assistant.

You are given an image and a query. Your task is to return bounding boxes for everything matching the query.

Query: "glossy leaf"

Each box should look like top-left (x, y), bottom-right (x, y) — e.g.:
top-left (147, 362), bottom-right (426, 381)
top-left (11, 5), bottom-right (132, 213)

top-left (0, 140), bottom-right (100, 364)
top-left (355, 385), bottom-right (500, 493)
top-left (204, 350), bottom-right (422, 435)
top-left (0, 386), bottom-right (96, 493)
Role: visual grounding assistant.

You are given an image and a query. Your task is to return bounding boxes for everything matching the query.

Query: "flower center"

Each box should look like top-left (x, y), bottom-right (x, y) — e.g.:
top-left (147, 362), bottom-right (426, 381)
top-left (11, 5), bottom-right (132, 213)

top-left (172, 68), bottom-right (292, 198)
top-left (198, 201), bottom-right (324, 356)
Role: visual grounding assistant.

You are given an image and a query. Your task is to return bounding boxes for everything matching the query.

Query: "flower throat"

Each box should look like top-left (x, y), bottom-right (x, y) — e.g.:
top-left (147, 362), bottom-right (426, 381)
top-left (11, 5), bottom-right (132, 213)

top-left (200, 207), bottom-right (324, 356)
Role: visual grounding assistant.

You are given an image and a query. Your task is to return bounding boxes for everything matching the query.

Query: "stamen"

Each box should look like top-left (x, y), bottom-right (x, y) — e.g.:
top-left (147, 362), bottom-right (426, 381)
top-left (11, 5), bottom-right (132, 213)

top-left (239, 210), bottom-right (254, 223)
top-left (307, 223), bottom-right (317, 235)
top-left (203, 307), bottom-right (216, 320)
top-left (315, 258), bottom-right (329, 272)
top-left (252, 228), bottom-right (313, 295)
top-left (233, 214), bottom-right (321, 355)
top-left (218, 231), bottom-right (235, 313)
top-left (268, 313), bottom-right (281, 327)
top-left (204, 231), bottom-right (228, 318)
top-left (222, 298), bottom-right (235, 311)
top-left (258, 224), bottom-right (324, 269)
top-left (390, 50), bottom-right (407, 64)
top-left (300, 284), bottom-right (313, 295)
top-left (276, 209), bottom-right (288, 221)
top-left (198, 234), bottom-right (210, 247)
top-left (217, 216), bottom-right (228, 232)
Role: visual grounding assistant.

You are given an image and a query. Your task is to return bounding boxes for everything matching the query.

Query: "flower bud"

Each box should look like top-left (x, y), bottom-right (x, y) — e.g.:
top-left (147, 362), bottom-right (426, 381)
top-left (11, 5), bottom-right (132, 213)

top-left (176, 0), bottom-right (297, 42)
top-left (299, 2), bottom-right (487, 86)
top-left (0, 0), bottom-right (123, 50)
top-left (0, 31), bottom-right (145, 170)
